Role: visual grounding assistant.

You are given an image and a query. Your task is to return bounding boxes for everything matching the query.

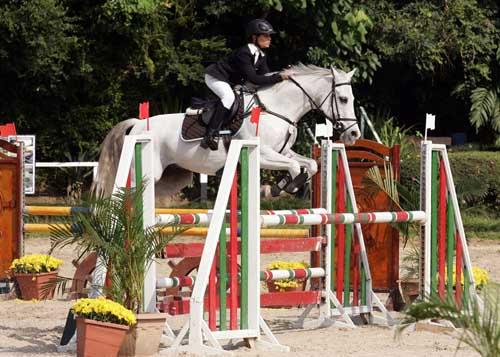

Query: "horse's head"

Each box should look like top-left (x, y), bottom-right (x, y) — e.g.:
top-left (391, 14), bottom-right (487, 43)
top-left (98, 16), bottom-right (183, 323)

top-left (319, 66), bottom-right (360, 145)
top-left (284, 64), bottom-right (361, 145)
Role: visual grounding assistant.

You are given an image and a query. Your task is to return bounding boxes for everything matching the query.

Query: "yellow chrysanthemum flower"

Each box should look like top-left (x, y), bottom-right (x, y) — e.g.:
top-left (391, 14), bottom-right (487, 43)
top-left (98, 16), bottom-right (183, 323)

top-left (10, 254), bottom-right (63, 274)
top-left (444, 265), bottom-right (489, 290)
top-left (72, 297), bottom-right (136, 326)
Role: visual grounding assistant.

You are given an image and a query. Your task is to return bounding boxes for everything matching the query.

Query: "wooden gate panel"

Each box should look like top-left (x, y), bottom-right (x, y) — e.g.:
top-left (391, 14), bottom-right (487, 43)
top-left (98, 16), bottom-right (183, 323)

top-left (0, 139), bottom-right (23, 279)
top-left (345, 139), bottom-right (400, 291)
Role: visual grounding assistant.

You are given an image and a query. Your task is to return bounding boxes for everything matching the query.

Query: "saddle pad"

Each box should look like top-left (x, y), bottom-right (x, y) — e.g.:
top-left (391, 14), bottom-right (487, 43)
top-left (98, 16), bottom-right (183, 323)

top-left (181, 105), bottom-right (245, 142)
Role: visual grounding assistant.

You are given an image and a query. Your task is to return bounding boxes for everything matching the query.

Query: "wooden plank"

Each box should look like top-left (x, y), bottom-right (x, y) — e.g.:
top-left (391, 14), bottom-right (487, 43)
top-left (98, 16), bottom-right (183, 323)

top-left (160, 291), bottom-right (322, 315)
top-left (164, 237), bottom-right (324, 258)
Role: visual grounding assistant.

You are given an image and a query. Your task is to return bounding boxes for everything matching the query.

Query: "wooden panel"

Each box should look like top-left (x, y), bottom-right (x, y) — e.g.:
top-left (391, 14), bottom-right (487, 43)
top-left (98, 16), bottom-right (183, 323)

top-left (344, 140), bottom-right (400, 291)
top-left (346, 139), bottom-right (392, 156)
top-left (0, 139), bottom-right (22, 279)
top-left (345, 151), bottom-right (386, 163)
top-left (164, 237), bottom-right (324, 258)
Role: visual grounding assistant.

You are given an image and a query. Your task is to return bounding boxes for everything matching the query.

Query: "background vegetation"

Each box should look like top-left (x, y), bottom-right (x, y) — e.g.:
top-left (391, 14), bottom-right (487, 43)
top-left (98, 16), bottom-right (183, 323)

top-left (2, 1), bottom-right (499, 228)
top-left (1, 0), bottom-right (498, 158)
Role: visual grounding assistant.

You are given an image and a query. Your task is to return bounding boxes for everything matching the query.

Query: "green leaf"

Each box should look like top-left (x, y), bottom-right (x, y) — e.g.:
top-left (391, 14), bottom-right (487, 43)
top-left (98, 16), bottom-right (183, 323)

top-left (469, 87), bottom-right (500, 135)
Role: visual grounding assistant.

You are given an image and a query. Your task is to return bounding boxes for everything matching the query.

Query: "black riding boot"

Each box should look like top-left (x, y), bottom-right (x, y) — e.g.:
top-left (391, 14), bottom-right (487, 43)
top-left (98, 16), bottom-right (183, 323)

top-left (201, 107), bottom-right (230, 150)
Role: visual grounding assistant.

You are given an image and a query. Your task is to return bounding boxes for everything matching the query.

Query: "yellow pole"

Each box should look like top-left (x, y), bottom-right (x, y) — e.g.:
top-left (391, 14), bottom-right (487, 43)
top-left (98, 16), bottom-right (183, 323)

top-left (25, 206), bottom-right (211, 216)
top-left (23, 223), bottom-right (309, 237)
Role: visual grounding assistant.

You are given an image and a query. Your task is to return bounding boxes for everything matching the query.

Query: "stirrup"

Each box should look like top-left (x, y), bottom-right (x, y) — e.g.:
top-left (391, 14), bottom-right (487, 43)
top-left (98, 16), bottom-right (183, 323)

top-left (200, 135), bottom-right (219, 151)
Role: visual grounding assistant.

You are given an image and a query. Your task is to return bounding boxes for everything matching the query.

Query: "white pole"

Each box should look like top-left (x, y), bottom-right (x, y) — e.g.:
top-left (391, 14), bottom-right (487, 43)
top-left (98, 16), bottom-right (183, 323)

top-left (420, 141), bottom-right (433, 298)
top-left (247, 140), bottom-right (261, 333)
top-left (141, 136), bottom-right (156, 312)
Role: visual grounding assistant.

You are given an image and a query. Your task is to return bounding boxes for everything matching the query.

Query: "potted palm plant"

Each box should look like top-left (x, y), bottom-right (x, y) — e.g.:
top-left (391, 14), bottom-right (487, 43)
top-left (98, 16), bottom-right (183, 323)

top-left (50, 185), bottom-right (182, 356)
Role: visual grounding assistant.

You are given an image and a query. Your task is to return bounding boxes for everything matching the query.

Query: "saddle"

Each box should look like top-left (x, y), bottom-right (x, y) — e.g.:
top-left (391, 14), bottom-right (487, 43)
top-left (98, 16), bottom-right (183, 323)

top-left (181, 92), bottom-right (244, 142)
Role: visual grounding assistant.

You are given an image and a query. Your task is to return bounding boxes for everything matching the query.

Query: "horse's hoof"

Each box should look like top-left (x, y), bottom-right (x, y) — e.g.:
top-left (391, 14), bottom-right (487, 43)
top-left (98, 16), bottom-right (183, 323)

top-left (270, 184), bottom-right (282, 197)
top-left (271, 173), bottom-right (293, 197)
top-left (284, 172), bottom-right (308, 194)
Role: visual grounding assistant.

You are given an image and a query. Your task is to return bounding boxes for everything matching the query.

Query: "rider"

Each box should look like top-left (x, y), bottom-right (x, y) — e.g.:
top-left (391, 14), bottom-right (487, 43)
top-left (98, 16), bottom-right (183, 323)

top-left (201, 18), bottom-right (289, 150)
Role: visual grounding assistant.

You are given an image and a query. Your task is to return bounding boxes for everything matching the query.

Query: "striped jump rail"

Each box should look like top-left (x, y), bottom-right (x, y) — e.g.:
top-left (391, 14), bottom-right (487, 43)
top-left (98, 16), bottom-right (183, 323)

top-left (156, 210), bottom-right (426, 226)
top-left (261, 211), bottom-right (425, 226)
top-left (157, 267), bottom-right (325, 289)
top-left (155, 208), bottom-right (327, 225)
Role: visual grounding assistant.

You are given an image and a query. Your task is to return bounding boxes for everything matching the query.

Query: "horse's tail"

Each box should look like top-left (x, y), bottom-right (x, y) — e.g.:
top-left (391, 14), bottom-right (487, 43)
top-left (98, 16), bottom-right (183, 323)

top-left (91, 118), bottom-right (140, 196)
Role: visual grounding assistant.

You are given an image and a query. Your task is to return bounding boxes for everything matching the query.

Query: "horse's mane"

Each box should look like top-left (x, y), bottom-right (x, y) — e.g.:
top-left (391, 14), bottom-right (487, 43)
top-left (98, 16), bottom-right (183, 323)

top-left (263, 63), bottom-right (336, 94)
top-left (282, 63), bottom-right (333, 77)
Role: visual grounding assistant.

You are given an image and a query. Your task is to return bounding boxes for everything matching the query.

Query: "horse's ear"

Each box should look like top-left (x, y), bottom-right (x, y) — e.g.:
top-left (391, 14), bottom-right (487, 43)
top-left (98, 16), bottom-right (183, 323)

top-left (330, 65), bottom-right (341, 78)
top-left (346, 68), bottom-right (357, 80)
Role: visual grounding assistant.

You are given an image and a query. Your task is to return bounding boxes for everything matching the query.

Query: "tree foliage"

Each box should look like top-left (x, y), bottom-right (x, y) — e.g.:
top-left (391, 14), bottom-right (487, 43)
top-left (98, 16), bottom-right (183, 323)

top-left (469, 86), bottom-right (500, 146)
top-left (0, 0), bottom-right (498, 171)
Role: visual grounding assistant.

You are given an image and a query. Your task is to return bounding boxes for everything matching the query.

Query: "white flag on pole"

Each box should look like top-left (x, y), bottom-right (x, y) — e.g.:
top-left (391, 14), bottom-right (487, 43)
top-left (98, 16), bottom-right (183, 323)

top-left (315, 121), bottom-right (333, 138)
top-left (425, 113), bottom-right (435, 130)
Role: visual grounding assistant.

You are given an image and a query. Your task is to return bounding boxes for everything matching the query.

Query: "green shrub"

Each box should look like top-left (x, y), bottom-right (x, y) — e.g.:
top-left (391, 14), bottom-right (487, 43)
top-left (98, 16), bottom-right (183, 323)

top-left (401, 150), bottom-right (500, 211)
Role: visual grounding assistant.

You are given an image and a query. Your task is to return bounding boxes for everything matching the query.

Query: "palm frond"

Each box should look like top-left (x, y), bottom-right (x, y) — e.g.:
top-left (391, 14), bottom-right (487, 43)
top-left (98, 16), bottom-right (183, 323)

top-left (397, 284), bottom-right (500, 357)
top-left (400, 244), bottom-right (420, 279)
top-left (365, 164), bottom-right (421, 245)
top-left (397, 180), bottom-right (421, 211)
top-left (470, 87), bottom-right (500, 131)
top-left (366, 163), bottom-right (400, 208)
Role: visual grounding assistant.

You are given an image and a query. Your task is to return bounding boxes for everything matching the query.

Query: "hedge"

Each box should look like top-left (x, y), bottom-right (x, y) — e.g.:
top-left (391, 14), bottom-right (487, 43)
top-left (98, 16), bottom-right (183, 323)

top-left (401, 150), bottom-right (500, 207)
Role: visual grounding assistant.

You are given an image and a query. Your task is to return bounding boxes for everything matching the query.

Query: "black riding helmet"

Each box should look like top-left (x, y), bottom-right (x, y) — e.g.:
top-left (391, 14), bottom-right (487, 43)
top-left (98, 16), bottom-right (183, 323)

top-left (245, 19), bottom-right (276, 38)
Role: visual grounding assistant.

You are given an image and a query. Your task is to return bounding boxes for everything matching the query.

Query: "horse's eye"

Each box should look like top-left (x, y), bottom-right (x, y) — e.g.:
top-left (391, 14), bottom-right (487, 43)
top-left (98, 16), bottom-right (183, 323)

top-left (339, 96), bottom-right (348, 104)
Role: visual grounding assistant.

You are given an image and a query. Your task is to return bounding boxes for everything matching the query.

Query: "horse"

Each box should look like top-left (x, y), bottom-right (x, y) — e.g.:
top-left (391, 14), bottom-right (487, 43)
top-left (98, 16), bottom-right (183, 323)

top-left (93, 64), bottom-right (361, 204)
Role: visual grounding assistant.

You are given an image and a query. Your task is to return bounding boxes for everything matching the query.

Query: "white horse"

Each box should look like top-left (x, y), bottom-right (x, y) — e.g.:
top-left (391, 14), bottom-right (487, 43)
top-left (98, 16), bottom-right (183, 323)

top-left (93, 64), bottom-right (360, 204)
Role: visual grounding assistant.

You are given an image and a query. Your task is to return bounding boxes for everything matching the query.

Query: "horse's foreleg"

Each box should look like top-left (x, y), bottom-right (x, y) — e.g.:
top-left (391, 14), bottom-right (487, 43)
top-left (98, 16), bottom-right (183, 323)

top-left (260, 147), bottom-right (306, 196)
top-left (260, 146), bottom-right (302, 178)
top-left (283, 149), bottom-right (318, 179)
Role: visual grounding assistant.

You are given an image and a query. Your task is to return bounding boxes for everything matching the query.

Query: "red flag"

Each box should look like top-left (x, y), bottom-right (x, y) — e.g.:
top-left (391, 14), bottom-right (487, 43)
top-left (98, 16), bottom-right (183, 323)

top-left (139, 102), bottom-right (149, 119)
top-left (0, 122), bottom-right (17, 137)
top-left (139, 101), bottom-right (150, 130)
top-left (250, 107), bottom-right (262, 136)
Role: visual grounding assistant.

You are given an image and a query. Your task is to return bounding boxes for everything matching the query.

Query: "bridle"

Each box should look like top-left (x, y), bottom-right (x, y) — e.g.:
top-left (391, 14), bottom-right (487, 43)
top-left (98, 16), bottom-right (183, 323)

top-left (240, 68), bottom-right (358, 152)
top-left (287, 68), bottom-right (358, 134)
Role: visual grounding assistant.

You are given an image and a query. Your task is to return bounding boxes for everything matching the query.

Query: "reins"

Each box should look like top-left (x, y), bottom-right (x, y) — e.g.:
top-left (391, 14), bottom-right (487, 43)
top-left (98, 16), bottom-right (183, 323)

top-left (238, 70), bottom-right (358, 152)
top-left (241, 71), bottom-right (357, 135)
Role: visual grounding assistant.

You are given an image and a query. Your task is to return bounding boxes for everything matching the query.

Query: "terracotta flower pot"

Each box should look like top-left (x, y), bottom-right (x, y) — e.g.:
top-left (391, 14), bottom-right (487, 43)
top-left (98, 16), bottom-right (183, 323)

top-left (14, 270), bottom-right (58, 300)
top-left (76, 317), bottom-right (129, 357)
top-left (119, 312), bottom-right (168, 356)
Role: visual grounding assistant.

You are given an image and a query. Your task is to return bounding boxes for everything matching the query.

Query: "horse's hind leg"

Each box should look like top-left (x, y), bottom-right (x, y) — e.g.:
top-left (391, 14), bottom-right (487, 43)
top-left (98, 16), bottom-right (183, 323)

top-left (155, 165), bottom-right (193, 206)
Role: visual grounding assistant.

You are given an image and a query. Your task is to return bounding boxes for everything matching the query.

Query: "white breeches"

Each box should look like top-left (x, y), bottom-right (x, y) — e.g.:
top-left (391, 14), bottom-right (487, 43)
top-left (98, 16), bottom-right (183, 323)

top-left (205, 74), bottom-right (235, 109)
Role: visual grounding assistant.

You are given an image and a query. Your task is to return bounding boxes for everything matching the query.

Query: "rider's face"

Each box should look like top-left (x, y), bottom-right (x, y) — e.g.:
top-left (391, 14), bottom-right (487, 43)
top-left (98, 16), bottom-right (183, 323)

top-left (256, 34), bottom-right (271, 49)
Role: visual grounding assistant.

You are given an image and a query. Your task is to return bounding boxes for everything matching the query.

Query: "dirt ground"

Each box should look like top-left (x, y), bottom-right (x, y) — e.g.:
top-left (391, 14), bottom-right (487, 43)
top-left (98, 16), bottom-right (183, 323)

top-left (1, 235), bottom-right (498, 357)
